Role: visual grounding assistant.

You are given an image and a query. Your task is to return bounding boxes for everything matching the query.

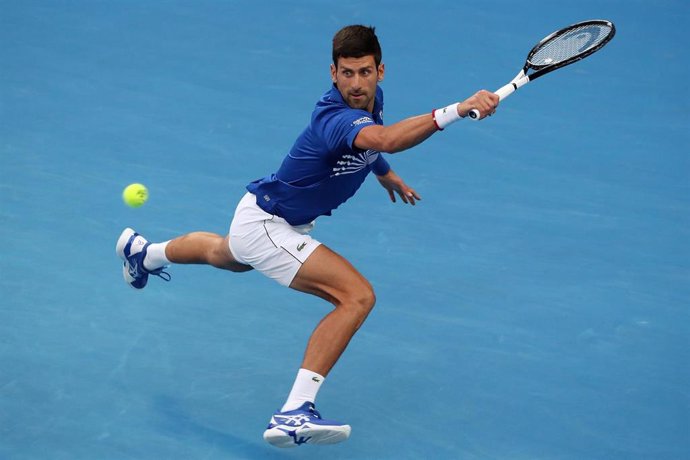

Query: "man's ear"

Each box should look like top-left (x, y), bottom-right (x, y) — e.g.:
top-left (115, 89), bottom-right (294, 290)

top-left (377, 63), bottom-right (385, 82)
top-left (330, 64), bottom-right (337, 83)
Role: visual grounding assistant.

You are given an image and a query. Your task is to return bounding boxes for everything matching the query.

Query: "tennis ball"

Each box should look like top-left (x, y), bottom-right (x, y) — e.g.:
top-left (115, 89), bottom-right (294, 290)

top-left (122, 183), bottom-right (148, 208)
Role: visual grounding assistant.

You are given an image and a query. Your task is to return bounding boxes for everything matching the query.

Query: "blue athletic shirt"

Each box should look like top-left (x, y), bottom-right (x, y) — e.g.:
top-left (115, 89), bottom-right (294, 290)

top-left (246, 84), bottom-right (391, 226)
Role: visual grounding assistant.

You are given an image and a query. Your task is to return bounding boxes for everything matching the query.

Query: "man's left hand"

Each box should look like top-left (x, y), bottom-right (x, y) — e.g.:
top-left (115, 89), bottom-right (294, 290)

top-left (376, 170), bottom-right (421, 205)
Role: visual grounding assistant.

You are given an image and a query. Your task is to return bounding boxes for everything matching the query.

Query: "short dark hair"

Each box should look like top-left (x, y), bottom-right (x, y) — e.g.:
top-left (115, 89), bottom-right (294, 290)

top-left (332, 25), bottom-right (382, 67)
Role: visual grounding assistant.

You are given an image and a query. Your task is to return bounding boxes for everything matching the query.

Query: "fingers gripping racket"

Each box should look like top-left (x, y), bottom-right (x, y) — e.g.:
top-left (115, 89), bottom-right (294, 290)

top-left (468, 19), bottom-right (616, 120)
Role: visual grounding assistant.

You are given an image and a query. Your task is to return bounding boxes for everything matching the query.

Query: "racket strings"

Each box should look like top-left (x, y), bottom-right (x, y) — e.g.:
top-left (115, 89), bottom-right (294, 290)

top-left (529, 23), bottom-right (613, 68)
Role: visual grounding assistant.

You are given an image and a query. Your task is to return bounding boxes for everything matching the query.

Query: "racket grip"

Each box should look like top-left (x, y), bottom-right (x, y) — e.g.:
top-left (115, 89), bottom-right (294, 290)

top-left (468, 82), bottom-right (519, 121)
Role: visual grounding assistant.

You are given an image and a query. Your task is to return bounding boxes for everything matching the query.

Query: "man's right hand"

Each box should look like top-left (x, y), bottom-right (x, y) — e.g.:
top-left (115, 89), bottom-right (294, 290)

top-left (458, 90), bottom-right (500, 119)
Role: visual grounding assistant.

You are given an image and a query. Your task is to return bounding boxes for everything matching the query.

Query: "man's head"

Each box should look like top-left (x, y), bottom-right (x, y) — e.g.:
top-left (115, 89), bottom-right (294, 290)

top-left (332, 25), bottom-right (382, 68)
top-left (330, 25), bottom-right (384, 112)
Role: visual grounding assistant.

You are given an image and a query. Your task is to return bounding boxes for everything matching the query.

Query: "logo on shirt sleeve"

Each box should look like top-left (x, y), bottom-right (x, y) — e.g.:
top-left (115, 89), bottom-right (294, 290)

top-left (351, 116), bottom-right (374, 126)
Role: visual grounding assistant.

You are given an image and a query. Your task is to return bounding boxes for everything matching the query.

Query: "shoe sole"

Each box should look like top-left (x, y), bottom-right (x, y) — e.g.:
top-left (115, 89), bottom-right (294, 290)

top-left (115, 227), bottom-right (136, 260)
top-left (263, 424), bottom-right (351, 448)
top-left (115, 227), bottom-right (142, 289)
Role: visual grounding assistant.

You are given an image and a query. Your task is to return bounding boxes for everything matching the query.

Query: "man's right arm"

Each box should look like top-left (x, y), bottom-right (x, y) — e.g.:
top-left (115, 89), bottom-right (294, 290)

top-left (354, 90), bottom-right (499, 153)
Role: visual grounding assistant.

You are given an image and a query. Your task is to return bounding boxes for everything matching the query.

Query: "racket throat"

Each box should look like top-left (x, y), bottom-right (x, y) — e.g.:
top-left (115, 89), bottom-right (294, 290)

top-left (495, 70), bottom-right (529, 100)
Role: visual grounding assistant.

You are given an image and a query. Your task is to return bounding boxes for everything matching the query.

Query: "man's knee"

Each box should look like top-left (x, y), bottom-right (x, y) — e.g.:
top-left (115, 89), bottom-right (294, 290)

top-left (359, 286), bottom-right (376, 312)
top-left (340, 282), bottom-right (376, 322)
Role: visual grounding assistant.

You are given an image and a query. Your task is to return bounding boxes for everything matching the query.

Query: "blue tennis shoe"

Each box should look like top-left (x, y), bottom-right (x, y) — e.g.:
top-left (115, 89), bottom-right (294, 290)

top-left (263, 402), bottom-right (351, 448)
top-left (116, 228), bottom-right (170, 289)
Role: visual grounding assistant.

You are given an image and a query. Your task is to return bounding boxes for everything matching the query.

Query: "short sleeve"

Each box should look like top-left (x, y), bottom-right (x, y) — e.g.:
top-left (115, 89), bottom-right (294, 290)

top-left (319, 108), bottom-right (376, 153)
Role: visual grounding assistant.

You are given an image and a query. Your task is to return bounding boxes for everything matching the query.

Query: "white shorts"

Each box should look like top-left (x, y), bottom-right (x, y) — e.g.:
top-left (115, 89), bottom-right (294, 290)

top-left (228, 192), bottom-right (321, 287)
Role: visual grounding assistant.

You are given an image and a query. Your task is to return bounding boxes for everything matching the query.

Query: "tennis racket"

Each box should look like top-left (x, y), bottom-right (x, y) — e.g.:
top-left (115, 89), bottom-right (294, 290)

top-left (468, 19), bottom-right (616, 120)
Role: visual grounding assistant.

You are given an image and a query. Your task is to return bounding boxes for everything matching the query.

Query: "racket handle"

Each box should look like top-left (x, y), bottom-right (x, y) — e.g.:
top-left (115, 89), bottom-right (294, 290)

top-left (467, 108), bottom-right (482, 120)
top-left (468, 82), bottom-right (520, 120)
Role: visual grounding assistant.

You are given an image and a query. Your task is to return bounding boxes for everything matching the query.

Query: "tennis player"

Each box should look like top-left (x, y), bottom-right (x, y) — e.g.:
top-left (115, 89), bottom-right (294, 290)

top-left (116, 25), bottom-right (498, 447)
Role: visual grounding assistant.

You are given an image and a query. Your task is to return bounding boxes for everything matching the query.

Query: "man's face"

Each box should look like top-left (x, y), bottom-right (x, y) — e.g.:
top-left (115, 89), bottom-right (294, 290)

top-left (331, 55), bottom-right (384, 113)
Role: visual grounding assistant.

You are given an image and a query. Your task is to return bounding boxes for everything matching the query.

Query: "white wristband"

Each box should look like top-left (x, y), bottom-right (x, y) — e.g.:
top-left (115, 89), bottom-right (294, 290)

top-left (432, 103), bottom-right (461, 130)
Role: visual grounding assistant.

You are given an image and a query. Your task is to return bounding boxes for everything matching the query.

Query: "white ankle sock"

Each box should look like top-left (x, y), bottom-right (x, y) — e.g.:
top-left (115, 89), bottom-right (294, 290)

top-left (280, 368), bottom-right (325, 412)
top-left (143, 241), bottom-right (171, 271)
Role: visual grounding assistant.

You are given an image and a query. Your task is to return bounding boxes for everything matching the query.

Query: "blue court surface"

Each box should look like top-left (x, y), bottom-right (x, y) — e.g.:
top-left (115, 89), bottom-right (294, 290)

top-left (1, 1), bottom-right (688, 459)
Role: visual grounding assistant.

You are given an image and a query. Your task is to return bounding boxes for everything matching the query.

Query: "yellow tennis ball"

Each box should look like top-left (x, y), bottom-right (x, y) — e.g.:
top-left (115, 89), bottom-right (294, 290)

top-left (122, 183), bottom-right (148, 208)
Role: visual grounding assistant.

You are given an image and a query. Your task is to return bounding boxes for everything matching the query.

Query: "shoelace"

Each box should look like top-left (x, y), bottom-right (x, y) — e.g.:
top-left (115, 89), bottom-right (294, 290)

top-left (149, 267), bottom-right (171, 282)
top-left (307, 404), bottom-right (322, 419)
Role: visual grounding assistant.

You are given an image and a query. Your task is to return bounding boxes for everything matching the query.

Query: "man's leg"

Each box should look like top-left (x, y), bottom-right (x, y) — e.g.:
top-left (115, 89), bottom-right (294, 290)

top-left (263, 244), bottom-right (374, 448)
top-left (279, 244), bottom-right (374, 412)
top-left (163, 233), bottom-right (252, 272)
top-left (289, 244), bottom-right (375, 377)
top-left (117, 229), bottom-right (251, 290)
